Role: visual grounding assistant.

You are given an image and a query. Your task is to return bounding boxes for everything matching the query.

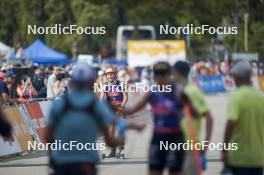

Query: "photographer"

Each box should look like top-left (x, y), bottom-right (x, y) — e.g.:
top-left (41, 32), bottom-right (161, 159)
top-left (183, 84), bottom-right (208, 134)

top-left (17, 75), bottom-right (37, 103)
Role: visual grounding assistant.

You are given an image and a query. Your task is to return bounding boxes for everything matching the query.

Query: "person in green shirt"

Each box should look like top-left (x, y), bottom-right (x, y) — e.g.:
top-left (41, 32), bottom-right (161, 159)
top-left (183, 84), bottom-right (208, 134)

top-left (222, 60), bottom-right (264, 175)
top-left (173, 61), bottom-right (213, 175)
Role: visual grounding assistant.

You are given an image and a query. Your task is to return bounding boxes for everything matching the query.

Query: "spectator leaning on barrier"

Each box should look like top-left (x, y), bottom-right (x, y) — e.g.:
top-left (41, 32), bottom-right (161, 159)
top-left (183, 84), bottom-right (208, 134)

top-left (173, 61), bottom-right (213, 175)
top-left (222, 60), bottom-right (264, 175)
top-left (47, 66), bottom-right (60, 99)
top-left (0, 71), bottom-right (16, 104)
top-left (45, 63), bottom-right (145, 175)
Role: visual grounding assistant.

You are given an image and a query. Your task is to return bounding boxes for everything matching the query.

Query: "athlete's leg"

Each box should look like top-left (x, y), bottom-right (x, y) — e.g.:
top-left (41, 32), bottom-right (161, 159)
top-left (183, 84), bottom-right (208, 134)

top-left (149, 170), bottom-right (162, 175)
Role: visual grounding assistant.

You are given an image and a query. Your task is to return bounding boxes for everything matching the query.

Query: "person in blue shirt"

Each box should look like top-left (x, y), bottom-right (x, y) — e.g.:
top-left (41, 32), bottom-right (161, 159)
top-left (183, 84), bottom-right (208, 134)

top-left (45, 63), bottom-right (145, 175)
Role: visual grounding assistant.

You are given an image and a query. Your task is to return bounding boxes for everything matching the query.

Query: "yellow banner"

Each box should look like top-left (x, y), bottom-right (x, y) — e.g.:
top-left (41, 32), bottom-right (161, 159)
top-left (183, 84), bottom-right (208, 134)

top-left (128, 40), bottom-right (186, 67)
top-left (3, 107), bottom-right (33, 151)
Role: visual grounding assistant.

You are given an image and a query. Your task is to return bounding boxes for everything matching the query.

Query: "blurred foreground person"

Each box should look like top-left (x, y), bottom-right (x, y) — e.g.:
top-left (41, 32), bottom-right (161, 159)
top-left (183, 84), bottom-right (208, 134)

top-left (0, 110), bottom-right (12, 138)
top-left (173, 61), bottom-right (213, 175)
top-left (45, 63), bottom-right (144, 175)
top-left (222, 61), bottom-right (264, 175)
top-left (121, 62), bottom-right (185, 175)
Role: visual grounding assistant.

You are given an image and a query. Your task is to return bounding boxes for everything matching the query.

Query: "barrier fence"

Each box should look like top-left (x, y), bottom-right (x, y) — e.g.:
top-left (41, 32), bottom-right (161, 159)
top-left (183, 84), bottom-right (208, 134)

top-left (195, 75), bottom-right (264, 93)
top-left (0, 100), bottom-right (51, 157)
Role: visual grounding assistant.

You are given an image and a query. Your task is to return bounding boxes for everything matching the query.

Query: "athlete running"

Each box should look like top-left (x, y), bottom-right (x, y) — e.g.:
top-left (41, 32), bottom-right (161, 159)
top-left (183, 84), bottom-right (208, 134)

top-left (121, 62), bottom-right (185, 175)
top-left (100, 65), bottom-right (128, 158)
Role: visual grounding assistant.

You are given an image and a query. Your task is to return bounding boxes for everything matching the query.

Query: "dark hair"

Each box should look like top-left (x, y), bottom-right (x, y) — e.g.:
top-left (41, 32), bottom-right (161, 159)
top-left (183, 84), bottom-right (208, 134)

top-left (174, 61), bottom-right (190, 78)
top-left (56, 73), bottom-right (63, 81)
top-left (153, 61), bottom-right (171, 76)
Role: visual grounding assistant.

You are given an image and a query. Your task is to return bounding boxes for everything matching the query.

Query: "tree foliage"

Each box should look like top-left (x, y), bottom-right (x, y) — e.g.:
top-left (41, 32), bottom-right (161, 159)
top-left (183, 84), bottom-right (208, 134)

top-left (0, 0), bottom-right (263, 59)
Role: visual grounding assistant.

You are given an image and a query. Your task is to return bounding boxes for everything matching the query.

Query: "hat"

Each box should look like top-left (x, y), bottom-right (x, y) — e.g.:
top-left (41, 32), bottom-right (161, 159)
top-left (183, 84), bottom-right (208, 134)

top-left (230, 61), bottom-right (252, 78)
top-left (105, 65), bottom-right (117, 74)
top-left (71, 63), bottom-right (96, 83)
top-left (4, 71), bottom-right (16, 78)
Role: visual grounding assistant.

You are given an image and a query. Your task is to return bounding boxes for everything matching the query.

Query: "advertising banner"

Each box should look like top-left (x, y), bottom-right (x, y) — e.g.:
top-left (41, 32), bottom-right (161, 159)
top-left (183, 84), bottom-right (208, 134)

top-left (128, 40), bottom-right (186, 67)
top-left (24, 102), bottom-right (47, 143)
top-left (0, 135), bottom-right (21, 156)
top-left (258, 76), bottom-right (264, 91)
top-left (39, 100), bottom-right (52, 122)
top-left (2, 107), bottom-right (33, 152)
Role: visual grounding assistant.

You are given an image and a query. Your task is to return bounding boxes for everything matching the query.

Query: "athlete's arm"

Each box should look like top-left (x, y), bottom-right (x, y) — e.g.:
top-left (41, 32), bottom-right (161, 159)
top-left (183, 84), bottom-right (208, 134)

top-left (203, 111), bottom-right (213, 152)
top-left (222, 120), bottom-right (236, 164)
top-left (123, 92), bottom-right (150, 115)
top-left (99, 84), bottom-right (105, 101)
top-left (121, 82), bottom-right (128, 106)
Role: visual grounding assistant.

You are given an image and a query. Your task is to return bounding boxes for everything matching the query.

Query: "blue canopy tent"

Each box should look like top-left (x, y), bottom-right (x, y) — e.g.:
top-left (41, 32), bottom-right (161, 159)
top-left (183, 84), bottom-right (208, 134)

top-left (22, 39), bottom-right (70, 65)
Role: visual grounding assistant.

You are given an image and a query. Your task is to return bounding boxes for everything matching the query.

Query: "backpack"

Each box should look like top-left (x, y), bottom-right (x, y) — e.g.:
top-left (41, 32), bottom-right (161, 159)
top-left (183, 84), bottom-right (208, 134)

top-left (53, 93), bottom-right (103, 129)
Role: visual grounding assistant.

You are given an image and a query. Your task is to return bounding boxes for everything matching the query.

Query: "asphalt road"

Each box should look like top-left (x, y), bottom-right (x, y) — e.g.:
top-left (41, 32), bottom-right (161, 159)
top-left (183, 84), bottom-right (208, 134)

top-left (0, 93), bottom-right (228, 175)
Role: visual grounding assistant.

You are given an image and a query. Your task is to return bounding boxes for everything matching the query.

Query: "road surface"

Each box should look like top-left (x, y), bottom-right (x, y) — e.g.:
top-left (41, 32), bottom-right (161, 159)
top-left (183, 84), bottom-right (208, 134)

top-left (0, 94), bottom-right (228, 175)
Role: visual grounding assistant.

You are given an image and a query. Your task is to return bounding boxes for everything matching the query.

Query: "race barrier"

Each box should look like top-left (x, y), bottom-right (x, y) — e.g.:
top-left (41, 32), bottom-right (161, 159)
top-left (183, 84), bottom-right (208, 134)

top-left (197, 75), bottom-right (226, 94)
top-left (258, 76), bottom-right (264, 91)
top-left (196, 75), bottom-right (264, 94)
top-left (24, 102), bottom-right (47, 143)
top-left (0, 100), bottom-right (49, 157)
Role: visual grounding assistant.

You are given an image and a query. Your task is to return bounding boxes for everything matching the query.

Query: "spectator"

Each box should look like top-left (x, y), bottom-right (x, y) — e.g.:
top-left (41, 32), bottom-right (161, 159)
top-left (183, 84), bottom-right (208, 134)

top-left (53, 73), bottom-right (68, 97)
top-left (32, 66), bottom-right (45, 93)
top-left (17, 76), bottom-right (37, 103)
top-left (0, 71), bottom-right (16, 104)
top-left (222, 61), bottom-right (264, 175)
top-left (47, 66), bottom-right (60, 99)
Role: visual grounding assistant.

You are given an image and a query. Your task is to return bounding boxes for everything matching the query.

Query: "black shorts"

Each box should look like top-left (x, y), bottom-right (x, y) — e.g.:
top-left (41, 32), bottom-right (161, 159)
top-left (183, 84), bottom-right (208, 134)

top-left (148, 132), bottom-right (185, 173)
top-left (52, 162), bottom-right (96, 175)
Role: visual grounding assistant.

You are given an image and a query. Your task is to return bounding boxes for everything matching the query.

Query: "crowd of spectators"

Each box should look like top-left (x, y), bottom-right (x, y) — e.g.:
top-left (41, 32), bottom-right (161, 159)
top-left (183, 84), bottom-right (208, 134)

top-left (0, 59), bottom-right (263, 106)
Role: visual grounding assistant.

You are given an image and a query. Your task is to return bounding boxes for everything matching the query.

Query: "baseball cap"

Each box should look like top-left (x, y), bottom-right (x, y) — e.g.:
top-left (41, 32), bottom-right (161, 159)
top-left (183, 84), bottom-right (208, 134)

top-left (71, 63), bottom-right (96, 83)
top-left (230, 61), bottom-right (252, 78)
top-left (4, 71), bottom-right (16, 78)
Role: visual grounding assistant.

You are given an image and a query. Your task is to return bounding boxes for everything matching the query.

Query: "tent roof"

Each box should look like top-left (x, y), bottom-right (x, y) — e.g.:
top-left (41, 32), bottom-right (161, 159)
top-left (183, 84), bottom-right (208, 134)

top-left (23, 39), bottom-right (68, 64)
top-left (0, 41), bottom-right (14, 59)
